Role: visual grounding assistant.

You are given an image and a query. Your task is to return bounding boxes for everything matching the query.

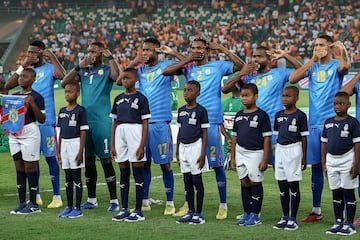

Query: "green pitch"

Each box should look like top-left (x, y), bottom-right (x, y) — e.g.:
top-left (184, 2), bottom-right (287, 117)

top-left (1, 153), bottom-right (359, 239)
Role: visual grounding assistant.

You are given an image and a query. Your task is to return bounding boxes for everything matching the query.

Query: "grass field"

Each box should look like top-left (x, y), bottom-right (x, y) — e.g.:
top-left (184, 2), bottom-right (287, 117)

top-left (1, 88), bottom-right (359, 239)
top-left (1, 153), bottom-right (360, 240)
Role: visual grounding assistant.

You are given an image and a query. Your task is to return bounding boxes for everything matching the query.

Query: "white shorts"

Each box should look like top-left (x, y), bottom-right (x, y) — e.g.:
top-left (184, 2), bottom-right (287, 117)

top-left (179, 138), bottom-right (209, 175)
top-left (326, 148), bottom-right (359, 190)
top-left (235, 144), bottom-right (264, 182)
top-left (114, 124), bottom-right (146, 163)
top-left (9, 123), bottom-right (40, 162)
top-left (275, 142), bottom-right (302, 182)
top-left (60, 138), bottom-right (85, 169)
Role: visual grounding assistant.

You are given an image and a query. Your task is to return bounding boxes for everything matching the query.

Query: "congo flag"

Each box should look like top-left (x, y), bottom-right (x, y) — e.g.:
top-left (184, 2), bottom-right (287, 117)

top-left (0, 95), bottom-right (27, 136)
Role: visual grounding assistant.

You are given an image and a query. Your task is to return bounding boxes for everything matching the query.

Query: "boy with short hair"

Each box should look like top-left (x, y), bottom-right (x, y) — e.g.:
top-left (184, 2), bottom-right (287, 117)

top-left (273, 86), bottom-right (308, 231)
top-left (111, 68), bottom-right (150, 222)
top-left (8, 68), bottom-right (46, 214)
top-left (175, 80), bottom-right (209, 225)
top-left (57, 82), bottom-right (88, 218)
top-left (230, 83), bottom-right (272, 226)
top-left (321, 92), bottom-right (360, 236)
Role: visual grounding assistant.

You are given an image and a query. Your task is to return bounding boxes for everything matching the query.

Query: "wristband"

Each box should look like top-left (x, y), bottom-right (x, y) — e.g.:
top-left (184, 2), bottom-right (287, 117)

top-left (15, 65), bottom-right (24, 75)
top-left (108, 55), bottom-right (114, 60)
top-left (74, 65), bottom-right (80, 72)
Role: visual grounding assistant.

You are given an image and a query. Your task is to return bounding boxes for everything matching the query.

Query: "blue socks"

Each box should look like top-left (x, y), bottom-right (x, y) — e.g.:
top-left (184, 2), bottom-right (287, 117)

top-left (163, 169), bottom-right (174, 201)
top-left (311, 166), bottom-right (324, 208)
top-left (143, 170), bottom-right (152, 200)
top-left (46, 156), bottom-right (60, 196)
top-left (214, 166), bottom-right (227, 203)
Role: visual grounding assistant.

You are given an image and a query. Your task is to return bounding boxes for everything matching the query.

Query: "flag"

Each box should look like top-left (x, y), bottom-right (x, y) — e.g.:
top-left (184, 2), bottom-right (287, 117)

top-left (298, 74), bottom-right (354, 89)
top-left (1, 95), bottom-right (27, 136)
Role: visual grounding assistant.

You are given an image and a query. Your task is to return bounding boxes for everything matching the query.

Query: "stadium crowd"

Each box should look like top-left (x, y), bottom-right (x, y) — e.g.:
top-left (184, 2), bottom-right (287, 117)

top-left (13, 0), bottom-right (360, 71)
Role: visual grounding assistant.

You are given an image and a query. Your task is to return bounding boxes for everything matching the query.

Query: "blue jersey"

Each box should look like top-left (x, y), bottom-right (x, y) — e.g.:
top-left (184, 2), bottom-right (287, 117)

top-left (137, 60), bottom-right (177, 123)
top-left (245, 68), bottom-right (293, 127)
top-left (354, 81), bottom-right (360, 120)
top-left (274, 109), bottom-right (309, 145)
top-left (177, 104), bottom-right (210, 144)
top-left (308, 59), bottom-right (344, 127)
top-left (13, 90), bottom-right (44, 125)
top-left (321, 115), bottom-right (360, 155)
top-left (183, 61), bottom-right (234, 124)
top-left (58, 105), bottom-right (89, 139)
top-left (110, 91), bottom-right (151, 124)
top-left (232, 108), bottom-right (272, 150)
top-left (32, 63), bottom-right (56, 126)
top-left (78, 64), bottom-right (113, 122)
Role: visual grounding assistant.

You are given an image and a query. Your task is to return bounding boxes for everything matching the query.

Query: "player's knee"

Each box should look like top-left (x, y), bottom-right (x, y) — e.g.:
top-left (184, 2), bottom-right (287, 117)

top-left (100, 158), bottom-right (112, 165)
top-left (12, 151), bottom-right (22, 161)
top-left (85, 157), bottom-right (96, 167)
top-left (160, 163), bottom-right (171, 172)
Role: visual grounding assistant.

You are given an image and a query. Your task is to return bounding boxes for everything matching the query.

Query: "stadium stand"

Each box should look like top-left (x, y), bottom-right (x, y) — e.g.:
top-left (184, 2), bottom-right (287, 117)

top-left (1, 0), bottom-right (360, 72)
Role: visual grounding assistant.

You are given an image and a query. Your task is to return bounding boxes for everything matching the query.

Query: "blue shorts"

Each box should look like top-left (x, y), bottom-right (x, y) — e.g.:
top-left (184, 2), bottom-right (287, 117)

top-left (39, 125), bottom-right (57, 157)
top-left (207, 124), bottom-right (223, 168)
top-left (86, 121), bottom-right (112, 159)
top-left (307, 127), bottom-right (322, 165)
top-left (146, 122), bottom-right (173, 164)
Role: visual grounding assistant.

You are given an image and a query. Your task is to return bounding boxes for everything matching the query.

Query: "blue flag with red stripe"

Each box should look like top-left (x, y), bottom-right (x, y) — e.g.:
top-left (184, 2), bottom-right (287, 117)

top-left (1, 95), bottom-right (27, 136)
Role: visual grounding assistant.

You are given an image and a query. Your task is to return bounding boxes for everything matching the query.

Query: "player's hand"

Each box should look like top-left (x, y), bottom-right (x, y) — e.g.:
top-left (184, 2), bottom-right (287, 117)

top-left (241, 62), bottom-right (259, 74)
top-left (189, 52), bottom-right (204, 62)
top-left (133, 50), bottom-right (148, 65)
top-left (156, 45), bottom-right (173, 55)
top-left (57, 153), bottom-right (62, 166)
top-left (258, 160), bottom-right (268, 172)
top-left (24, 95), bottom-right (35, 106)
top-left (136, 147), bottom-right (145, 160)
top-left (322, 164), bottom-right (328, 179)
top-left (266, 49), bottom-right (286, 60)
top-left (102, 49), bottom-right (112, 58)
top-left (350, 165), bottom-right (359, 179)
top-left (197, 154), bottom-right (206, 170)
top-left (301, 158), bottom-right (307, 171)
top-left (330, 41), bottom-right (346, 50)
top-left (176, 152), bottom-right (180, 167)
top-left (75, 150), bottom-right (83, 166)
top-left (79, 55), bottom-right (96, 68)
top-left (110, 147), bottom-right (116, 160)
top-left (22, 55), bottom-right (39, 67)
top-left (312, 49), bottom-right (327, 62)
top-left (231, 159), bottom-right (237, 171)
top-left (41, 49), bottom-right (53, 58)
top-left (209, 42), bottom-right (222, 51)
top-left (227, 139), bottom-right (232, 149)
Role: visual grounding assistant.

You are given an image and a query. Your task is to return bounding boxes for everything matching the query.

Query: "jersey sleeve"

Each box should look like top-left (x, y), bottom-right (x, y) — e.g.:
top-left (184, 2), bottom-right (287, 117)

top-left (110, 96), bottom-right (118, 119)
top-left (262, 112), bottom-right (272, 137)
top-left (201, 107), bottom-right (210, 129)
top-left (140, 95), bottom-right (151, 120)
top-left (79, 107), bottom-right (89, 130)
top-left (299, 111), bottom-right (309, 136)
top-left (321, 120), bottom-right (328, 142)
top-left (273, 112), bottom-right (279, 134)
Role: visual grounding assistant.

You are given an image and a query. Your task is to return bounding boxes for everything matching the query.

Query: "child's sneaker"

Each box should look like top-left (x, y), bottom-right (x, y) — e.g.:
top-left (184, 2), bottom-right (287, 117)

top-left (125, 210), bottom-right (145, 222)
top-left (284, 217), bottom-right (298, 231)
top-left (236, 212), bottom-right (250, 226)
top-left (81, 201), bottom-right (98, 210)
top-left (273, 216), bottom-right (288, 229)
top-left (67, 208), bottom-right (83, 218)
top-left (18, 202), bottom-right (41, 215)
top-left (326, 219), bottom-right (343, 234)
top-left (58, 207), bottom-right (73, 218)
top-left (10, 202), bottom-right (27, 215)
top-left (338, 222), bottom-right (356, 236)
top-left (176, 211), bottom-right (193, 224)
top-left (189, 213), bottom-right (205, 225)
top-left (112, 208), bottom-right (131, 222)
top-left (107, 203), bottom-right (119, 212)
top-left (244, 212), bottom-right (262, 227)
